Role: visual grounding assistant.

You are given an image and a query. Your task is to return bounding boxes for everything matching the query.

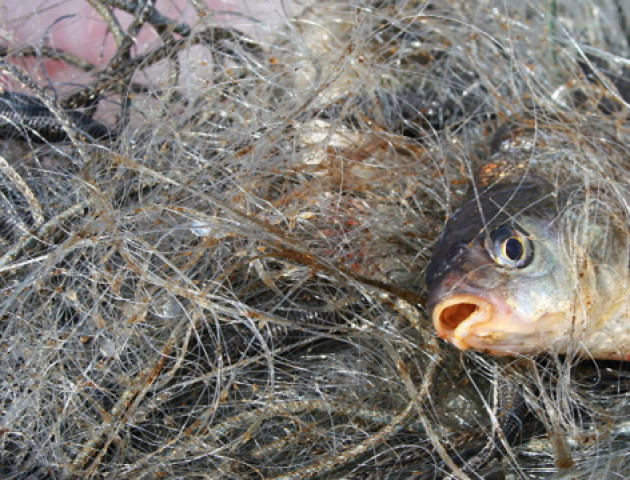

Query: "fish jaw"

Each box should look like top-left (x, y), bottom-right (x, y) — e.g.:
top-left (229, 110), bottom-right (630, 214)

top-left (430, 292), bottom-right (565, 356)
top-left (431, 293), bottom-right (496, 350)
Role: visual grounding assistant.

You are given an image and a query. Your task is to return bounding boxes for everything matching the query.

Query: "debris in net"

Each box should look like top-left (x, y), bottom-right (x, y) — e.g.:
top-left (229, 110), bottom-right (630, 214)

top-left (1, 1), bottom-right (630, 479)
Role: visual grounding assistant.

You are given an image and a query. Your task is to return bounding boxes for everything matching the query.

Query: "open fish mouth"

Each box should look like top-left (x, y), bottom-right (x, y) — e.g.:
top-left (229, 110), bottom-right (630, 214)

top-left (431, 294), bottom-right (497, 350)
top-left (431, 293), bottom-right (568, 355)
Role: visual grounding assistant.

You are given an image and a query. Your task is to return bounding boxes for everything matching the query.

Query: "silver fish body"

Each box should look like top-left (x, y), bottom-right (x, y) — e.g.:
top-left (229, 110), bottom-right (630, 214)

top-left (426, 180), bottom-right (630, 360)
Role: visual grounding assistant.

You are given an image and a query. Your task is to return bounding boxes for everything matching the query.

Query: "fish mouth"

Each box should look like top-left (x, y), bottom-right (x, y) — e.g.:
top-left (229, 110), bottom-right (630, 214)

top-left (431, 294), bottom-right (495, 350)
top-left (430, 291), bottom-right (573, 356)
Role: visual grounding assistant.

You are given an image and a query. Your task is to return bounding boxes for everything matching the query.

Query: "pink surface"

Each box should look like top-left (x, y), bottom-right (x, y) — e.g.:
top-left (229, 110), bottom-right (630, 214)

top-left (1, 0), bottom-right (293, 89)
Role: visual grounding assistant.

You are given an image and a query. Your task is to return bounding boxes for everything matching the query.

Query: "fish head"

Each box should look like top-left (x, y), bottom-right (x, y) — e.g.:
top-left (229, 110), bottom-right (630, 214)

top-left (426, 182), bottom-right (575, 356)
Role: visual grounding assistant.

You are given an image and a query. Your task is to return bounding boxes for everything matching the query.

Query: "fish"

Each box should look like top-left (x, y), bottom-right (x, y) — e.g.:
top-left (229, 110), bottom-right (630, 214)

top-left (425, 176), bottom-right (630, 360)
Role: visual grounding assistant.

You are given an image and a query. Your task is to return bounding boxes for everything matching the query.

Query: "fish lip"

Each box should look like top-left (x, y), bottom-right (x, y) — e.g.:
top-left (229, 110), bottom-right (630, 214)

top-left (430, 292), bottom-right (563, 355)
top-left (431, 293), bottom-right (495, 350)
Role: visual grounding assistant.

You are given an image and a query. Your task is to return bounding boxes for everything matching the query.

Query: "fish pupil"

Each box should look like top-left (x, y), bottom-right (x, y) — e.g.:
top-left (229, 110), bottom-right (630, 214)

top-left (504, 237), bottom-right (523, 261)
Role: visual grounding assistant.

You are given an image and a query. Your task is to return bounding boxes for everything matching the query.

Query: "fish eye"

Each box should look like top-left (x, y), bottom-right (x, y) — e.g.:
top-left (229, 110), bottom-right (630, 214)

top-left (487, 224), bottom-right (533, 268)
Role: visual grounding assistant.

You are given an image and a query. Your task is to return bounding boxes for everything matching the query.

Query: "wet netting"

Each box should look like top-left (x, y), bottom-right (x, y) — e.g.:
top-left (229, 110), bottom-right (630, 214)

top-left (1, 1), bottom-right (630, 478)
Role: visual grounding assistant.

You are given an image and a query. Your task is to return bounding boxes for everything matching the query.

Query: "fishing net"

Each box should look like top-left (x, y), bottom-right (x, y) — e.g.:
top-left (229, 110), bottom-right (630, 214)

top-left (1, 0), bottom-right (630, 478)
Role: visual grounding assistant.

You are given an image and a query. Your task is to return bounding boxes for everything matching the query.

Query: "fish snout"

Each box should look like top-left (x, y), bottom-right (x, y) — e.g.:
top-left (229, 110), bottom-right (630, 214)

top-left (430, 294), bottom-right (494, 350)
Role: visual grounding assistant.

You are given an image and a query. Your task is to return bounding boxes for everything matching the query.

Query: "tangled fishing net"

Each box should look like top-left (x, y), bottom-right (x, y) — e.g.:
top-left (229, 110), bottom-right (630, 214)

top-left (1, 0), bottom-right (630, 478)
